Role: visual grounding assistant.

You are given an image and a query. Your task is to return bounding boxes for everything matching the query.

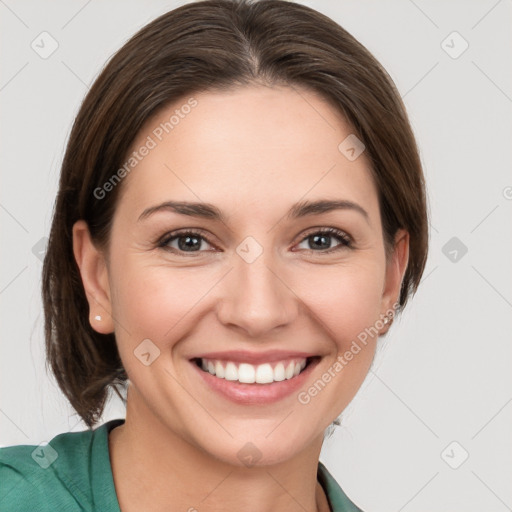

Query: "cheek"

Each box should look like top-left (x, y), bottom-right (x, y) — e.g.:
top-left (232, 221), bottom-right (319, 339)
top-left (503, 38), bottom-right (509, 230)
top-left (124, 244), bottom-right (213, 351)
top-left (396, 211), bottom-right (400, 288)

top-left (108, 253), bottom-right (211, 343)
top-left (108, 262), bottom-right (216, 388)
top-left (289, 260), bottom-right (385, 345)
top-left (286, 263), bottom-right (385, 428)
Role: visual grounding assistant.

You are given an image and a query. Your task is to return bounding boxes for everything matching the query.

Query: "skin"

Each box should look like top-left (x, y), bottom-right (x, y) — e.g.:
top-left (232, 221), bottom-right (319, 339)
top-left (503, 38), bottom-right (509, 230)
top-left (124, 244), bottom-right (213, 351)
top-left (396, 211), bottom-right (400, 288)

top-left (73, 84), bottom-right (409, 512)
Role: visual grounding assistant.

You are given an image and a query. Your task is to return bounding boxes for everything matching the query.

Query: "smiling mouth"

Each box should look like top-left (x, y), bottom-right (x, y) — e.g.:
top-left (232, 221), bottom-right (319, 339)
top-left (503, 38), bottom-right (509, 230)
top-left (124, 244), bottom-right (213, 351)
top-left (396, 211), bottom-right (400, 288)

top-left (192, 356), bottom-right (319, 385)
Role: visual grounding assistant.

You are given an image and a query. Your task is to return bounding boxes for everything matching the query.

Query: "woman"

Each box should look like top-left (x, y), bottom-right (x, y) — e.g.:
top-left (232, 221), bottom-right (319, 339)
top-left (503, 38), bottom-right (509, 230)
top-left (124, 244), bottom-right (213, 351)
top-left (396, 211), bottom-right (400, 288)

top-left (0, 0), bottom-right (428, 510)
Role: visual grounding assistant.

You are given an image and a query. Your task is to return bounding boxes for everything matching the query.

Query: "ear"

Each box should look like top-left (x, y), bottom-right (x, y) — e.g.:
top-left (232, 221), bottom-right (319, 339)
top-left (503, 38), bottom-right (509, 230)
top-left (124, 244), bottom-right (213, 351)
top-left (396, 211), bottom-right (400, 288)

top-left (380, 228), bottom-right (409, 333)
top-left (72, 220), bottom-right (115, 334)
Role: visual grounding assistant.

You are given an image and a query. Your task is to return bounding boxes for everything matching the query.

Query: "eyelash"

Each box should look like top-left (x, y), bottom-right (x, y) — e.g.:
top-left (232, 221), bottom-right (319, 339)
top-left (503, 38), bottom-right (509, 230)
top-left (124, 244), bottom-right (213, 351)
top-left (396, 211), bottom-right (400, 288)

top-left (157, 227), bottom-right (353, 256)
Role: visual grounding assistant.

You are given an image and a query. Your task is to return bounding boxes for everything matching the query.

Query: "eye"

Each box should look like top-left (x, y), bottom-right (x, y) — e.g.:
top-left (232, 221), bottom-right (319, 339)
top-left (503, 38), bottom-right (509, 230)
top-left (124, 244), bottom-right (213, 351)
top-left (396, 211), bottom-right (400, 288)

top-left (157, 227), bottom-right (352, 256)
top-left (158, 230), bottom-right (216, 254)
top-left (294, 227), bottom-right (352, 253)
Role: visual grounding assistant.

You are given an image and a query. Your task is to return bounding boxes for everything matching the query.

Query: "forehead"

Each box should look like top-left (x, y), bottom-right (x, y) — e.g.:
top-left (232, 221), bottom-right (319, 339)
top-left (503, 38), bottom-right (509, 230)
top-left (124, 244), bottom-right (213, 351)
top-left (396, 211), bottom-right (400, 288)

top-left (116, 85), bottom-right (379, 224)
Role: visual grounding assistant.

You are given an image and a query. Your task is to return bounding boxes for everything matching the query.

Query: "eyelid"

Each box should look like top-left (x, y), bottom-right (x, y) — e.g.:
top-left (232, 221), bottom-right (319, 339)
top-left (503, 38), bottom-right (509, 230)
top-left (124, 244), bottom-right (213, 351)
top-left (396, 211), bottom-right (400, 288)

top-left (298, 226), bottom-right (351, 241)
top-left (293, 226), bottom-right (353, 251)
top-left (157, 228), bottom-right (218, 250)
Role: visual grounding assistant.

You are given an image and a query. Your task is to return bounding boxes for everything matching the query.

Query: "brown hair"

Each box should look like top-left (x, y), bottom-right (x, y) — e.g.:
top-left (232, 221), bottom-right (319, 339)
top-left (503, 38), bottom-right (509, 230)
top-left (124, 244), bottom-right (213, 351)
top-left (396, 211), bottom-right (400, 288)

top-left (43, 0), bottom-right (428, 428)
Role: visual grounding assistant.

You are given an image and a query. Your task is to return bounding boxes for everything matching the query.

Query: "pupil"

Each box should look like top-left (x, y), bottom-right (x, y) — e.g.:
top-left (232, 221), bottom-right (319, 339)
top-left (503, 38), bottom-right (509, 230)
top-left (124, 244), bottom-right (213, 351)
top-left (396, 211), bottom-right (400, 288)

top-left (311, 234), bottom-right (330, 250)
top-left (178, 235), bottom-right (201, 251)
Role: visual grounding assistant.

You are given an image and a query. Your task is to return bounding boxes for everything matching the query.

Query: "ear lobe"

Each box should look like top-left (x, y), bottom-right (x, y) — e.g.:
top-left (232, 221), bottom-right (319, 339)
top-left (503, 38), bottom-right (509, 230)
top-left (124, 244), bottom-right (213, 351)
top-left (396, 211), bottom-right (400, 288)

top-left (72, 220), bottom-right (114, 334)
top-left (380, 229), bottom-right (409, 332)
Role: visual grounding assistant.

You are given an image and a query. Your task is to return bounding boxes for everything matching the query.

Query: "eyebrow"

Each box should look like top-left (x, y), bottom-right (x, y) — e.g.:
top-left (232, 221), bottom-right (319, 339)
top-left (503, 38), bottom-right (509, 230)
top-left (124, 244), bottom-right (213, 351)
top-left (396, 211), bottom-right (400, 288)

top-left (137, 199), bottom-right (369, 223)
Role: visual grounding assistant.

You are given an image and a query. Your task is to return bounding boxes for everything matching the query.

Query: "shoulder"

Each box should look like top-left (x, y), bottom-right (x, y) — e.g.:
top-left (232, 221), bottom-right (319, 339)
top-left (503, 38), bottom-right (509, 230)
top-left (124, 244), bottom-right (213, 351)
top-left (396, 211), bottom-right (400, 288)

top-left (0, 420), bottom-right (121, 511)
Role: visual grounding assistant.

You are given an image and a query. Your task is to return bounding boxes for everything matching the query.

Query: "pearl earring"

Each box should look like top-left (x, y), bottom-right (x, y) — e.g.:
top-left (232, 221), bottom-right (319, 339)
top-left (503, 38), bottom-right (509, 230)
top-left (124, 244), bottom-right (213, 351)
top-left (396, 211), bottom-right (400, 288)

top-left (94, 315), bottom-right (102, 321)
top-left (383, 312), bottom-right (393, 325)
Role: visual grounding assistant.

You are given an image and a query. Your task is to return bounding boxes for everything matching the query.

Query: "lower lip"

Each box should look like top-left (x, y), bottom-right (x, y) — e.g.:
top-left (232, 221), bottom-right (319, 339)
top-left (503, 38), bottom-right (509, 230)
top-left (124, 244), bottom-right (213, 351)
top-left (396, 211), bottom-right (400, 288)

top-left (190, 358), bottom-right (321, 405)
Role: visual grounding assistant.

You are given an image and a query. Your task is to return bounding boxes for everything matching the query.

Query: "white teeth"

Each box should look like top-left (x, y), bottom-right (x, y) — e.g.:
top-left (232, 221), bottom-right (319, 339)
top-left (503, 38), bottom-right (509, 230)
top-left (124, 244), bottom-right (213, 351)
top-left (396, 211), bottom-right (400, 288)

top-left (198, 357), bottom-right (309, 384)
top-left (215, 361), bottom-right (225, 378)
top-left (224, 362), bottom-right (238, 381)
top-left (285, 361), bottom-right (295, 380)
top-left (273, 363), bottom-right (285, 382)
top-left (255, 363), bottom-right (274, 384)
top-left (238, 363), bottom-right (256, 383)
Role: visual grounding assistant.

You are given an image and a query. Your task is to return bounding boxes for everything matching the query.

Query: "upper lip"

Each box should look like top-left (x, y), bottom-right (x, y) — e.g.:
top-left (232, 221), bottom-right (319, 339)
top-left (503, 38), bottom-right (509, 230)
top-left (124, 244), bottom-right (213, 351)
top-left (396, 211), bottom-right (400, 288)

top-left (190, 350), bottom-right (318, 364)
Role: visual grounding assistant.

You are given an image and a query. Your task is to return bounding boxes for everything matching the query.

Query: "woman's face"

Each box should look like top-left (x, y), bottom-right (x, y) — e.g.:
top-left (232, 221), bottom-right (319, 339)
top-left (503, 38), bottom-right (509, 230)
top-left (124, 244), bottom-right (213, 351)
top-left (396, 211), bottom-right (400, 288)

top-left (77, 84), bottom-right (407, 466)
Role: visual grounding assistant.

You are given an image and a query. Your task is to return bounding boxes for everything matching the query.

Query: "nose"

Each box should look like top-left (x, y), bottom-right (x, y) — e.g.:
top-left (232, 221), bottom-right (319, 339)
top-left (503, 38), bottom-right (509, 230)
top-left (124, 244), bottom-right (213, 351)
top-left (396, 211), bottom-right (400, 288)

top-left (216, 248), bottom-right (299, 338)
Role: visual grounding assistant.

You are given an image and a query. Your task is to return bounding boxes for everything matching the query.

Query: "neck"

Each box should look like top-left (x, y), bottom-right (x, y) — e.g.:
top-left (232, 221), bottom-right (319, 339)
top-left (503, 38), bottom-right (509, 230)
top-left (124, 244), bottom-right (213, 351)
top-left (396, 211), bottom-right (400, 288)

top-left (108, 385), bottom-right (330, 512)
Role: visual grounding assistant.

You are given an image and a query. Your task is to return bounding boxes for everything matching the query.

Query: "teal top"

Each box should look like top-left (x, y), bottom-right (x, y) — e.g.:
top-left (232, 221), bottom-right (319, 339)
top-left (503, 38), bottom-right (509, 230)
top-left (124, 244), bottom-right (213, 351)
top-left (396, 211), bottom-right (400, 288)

top-left (0, 419), bottom-right (363, 511)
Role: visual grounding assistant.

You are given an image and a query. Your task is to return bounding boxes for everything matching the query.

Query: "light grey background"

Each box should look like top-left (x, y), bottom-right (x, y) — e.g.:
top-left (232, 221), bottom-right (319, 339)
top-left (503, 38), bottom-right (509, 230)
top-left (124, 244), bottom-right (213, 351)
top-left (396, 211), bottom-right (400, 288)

top-left (1, 1), bottom-right (511, 511)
